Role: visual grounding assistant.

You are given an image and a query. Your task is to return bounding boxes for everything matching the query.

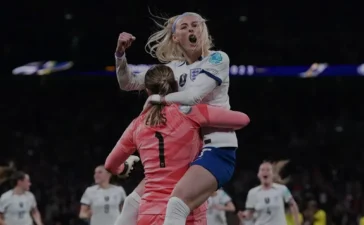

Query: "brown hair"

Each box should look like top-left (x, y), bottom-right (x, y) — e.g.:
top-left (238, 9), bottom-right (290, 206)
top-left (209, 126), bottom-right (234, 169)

top-left (272, 160), bottom-right (290, 184)
top-left (0, 162), bottom-right (16, 185)
top-left (144, 65), bottom-right (178, 126)
top-left (261, 160), bottom-right (290, 184)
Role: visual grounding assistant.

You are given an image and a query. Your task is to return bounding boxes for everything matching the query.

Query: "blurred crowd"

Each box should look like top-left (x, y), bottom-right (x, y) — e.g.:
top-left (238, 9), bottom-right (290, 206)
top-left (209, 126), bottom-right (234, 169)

top-left (1, 76), bottom-right (364, 225)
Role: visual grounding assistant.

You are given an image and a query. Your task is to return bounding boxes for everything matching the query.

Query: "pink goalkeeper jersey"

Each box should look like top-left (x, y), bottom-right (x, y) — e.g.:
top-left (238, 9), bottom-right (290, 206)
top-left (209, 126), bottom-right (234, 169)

top-left (105, 104), bottom-right (249, 219)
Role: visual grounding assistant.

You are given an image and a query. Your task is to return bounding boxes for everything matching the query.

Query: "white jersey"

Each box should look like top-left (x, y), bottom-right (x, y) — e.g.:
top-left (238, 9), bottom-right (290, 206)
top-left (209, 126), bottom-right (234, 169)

top-left (80, 185), bottom-right (126, 225)
top-left (116, 50), bottom-right (238, 147)
top-left (207, 189), bottom-right (232, 225)
top-left (0, 190), bottom-right (37, 225)
top-left (245, 183), bottom-right (292, 225)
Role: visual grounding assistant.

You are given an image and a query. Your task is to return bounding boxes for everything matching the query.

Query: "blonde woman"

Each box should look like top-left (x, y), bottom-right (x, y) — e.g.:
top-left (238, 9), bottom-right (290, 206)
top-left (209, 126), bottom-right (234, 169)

top-left (238, 161), bottom-right (300, 225)
top-left (114, 12), bottom-right (241, 225)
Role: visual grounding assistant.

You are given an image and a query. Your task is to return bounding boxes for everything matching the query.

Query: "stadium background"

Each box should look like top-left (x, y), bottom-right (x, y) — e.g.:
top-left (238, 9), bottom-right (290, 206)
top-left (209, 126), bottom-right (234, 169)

top-left (2, 0), bottom-right (364, 224)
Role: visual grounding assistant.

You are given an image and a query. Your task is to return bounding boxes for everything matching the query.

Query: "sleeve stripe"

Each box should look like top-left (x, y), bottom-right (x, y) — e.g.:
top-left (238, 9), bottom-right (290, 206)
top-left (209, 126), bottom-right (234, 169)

top-left (200, 69), bottom-right (222, 86)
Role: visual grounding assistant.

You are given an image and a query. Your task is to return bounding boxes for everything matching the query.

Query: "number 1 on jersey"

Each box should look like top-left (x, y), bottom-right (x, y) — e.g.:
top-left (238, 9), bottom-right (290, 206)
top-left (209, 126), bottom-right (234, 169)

top-left (155, 132), bottom-right (166, 168)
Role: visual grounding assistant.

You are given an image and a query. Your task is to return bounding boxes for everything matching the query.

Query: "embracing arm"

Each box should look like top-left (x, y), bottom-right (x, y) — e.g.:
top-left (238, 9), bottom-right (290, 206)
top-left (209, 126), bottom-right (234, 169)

top-left (164, 75), bottom-right (217, 105)
top-left (104, 120), bottom-right (137, 174)
top-left (188, 104), bottom-right (250, 130)
top-left (163, 51), bottom-right (230, 105)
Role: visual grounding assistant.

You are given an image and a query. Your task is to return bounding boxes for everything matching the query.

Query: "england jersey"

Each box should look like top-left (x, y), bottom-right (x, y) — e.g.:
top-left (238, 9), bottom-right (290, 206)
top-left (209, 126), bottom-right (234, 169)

top-left (80, 185), bottom-right (126, 225)
top-left (0, 190), bottom-right (37, 225)
top-left (116, 50), bottom-right (238, 147)
top-left (207, 189), bottom-right (232, 225)
top-left (245, 183), bottom-right (292, 225)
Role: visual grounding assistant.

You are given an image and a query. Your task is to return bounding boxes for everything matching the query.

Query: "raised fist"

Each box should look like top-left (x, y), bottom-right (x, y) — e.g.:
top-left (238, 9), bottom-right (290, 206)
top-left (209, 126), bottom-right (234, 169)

top-left (116, 32), bottom-right (136, 55)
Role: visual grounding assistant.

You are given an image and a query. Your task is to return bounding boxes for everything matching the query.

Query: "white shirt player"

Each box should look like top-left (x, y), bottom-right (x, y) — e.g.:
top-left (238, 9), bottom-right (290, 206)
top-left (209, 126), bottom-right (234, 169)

top-left (207, 189), bottom-right (232, 225)
top-left (116, 50), bottom-right (238, 148)
top-left (0, 190), bottom-right (37, 225)
top-left (80, 185), bottom-right (127, 225)
top-left (245, 183), bottom-right (292, 225)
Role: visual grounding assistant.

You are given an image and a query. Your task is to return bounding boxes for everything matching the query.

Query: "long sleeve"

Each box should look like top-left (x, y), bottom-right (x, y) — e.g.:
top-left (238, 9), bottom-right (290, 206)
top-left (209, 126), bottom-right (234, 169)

top-left (164, 75), bottom-right (217, 105)
top-left (115, 54), bottom-right (146, 91)
top-left (105, 120), bottom-right (137, 174)
top-left (164, 51), bottom-right (229, 105)
top-left (187, 104), bottom-right (250, 130)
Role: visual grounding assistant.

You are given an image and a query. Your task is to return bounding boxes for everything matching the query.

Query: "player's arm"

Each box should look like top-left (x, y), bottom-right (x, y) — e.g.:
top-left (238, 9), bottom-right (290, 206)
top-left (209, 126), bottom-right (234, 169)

top-left (219, 191), bottom-right (236, 212)
top-left (154, 51), bottom-right (229, 105)
top-left (79, 188), bottom-right (92, 221)
top-left (0, 194), bottom-right (7, 225)
top-left (105, 120), bottom-right (137, 175)
top-left (188, 104), bottom-right (250, 130)
top-left (115, 54), bottom-right (147, 91)
top-left (283, 186), bottom-right (300, 225)
top-left (239, 190), bottom-right (255, 220)
top-left (31, 207), bottom-right (43, 225)
top-left (119, 187), bottom-right (127, 211)
top-left (0, 213), bottom-right (4, 225)
top-left (30, 194), bottom-right (43, 225)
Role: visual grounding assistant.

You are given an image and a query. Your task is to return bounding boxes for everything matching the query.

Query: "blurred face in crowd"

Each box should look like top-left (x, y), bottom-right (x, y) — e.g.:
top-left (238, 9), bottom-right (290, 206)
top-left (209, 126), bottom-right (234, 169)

top-left (307, 200), bottom-right (318, 211)
top-left (18, 174), bottom-right (31, 191)
top-left (94, 166), bottom-right (110, 184)
top-left (173, 14), bottom-right (203, 54)
top-left (258, 162), bottom-right (273, 185)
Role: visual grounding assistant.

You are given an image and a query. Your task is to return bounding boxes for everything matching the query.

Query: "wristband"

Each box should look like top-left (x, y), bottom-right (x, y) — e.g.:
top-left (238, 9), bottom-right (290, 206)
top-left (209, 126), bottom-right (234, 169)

top-left (115, 51), bottom-right (124, 58)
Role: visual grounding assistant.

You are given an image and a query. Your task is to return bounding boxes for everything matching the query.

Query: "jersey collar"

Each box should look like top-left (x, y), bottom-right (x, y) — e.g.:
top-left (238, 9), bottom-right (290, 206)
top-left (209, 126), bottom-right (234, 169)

top-left (178, 55), bottom-right (203, 67)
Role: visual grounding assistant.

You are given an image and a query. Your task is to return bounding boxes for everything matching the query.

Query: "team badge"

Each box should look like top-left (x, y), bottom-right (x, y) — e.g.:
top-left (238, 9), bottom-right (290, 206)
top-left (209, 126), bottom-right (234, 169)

top-left (19, 202), bottom-right (24, 208)
top-left (209, 52), bottom-right (223, 65)
top-left (179, 73), bottom-right (187, 87)
top-left (264, 197), bottom-right (270, 204)
top-left (104, 196), bottom-right (109, 202)
top-left (190, 68), bottom-right (202, 81)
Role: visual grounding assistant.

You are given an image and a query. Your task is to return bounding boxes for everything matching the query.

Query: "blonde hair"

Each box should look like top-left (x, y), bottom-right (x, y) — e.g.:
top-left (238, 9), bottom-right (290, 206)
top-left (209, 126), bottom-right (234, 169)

top-left (144, 65), bottom-right (178, 126)
top-left (262, 160), bottom-right (290, 184)
top-left (145, 12), bottom-right (214, 63)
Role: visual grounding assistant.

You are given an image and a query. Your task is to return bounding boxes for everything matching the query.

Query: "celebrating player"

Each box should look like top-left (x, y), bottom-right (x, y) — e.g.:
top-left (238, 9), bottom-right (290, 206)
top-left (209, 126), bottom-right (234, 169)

top-left (115, 12), bottom-right (242, 225)
top-left (105, 64), bottom-right (250, 225)
top-left (0, 171), bottom-right (43, 225)
top-left (237, 161), bottom-right (300, 225)
top-left (79, 165), bottom-right (126, 225)
top-left (207, 189), bottom-right (236, 225)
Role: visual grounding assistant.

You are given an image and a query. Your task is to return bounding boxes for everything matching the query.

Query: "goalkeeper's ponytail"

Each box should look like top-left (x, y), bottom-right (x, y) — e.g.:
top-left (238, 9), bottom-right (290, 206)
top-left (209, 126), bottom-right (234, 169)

top-left (144, 65), bottom-right (178, 126)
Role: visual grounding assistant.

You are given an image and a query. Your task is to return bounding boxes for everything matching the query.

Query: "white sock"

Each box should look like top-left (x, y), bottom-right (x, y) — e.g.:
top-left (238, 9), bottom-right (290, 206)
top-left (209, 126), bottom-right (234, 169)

top-left (114, 191), bottom-right (141, 225)
top-left (163, 197), bottom-right (190, 225)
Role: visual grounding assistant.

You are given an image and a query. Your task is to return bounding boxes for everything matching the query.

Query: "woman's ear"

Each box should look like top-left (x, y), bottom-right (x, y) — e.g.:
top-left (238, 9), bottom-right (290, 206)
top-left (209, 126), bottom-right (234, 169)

top-left (172, 33), bottom-right (179, 43)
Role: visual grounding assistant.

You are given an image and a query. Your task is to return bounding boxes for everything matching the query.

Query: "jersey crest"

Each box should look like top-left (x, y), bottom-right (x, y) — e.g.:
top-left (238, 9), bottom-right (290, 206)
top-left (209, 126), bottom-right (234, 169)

top-left (179, 73), bottom-right (187, 87)
top-left (190, 68), bottom-right (202, 81)
top-left (209, 52), bottom-right (223, 65)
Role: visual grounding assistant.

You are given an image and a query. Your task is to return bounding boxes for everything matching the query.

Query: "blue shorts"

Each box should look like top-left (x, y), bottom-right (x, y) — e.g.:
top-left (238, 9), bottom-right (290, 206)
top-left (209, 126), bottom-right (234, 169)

top-left (191, 146), bottom-right (236, 188)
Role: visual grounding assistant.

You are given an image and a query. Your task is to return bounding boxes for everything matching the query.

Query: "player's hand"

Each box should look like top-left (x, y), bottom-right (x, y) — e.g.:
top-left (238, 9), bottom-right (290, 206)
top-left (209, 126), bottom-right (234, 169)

top-left (118, 155), bottom-right (140, 178)
top-left (237, 211), bottom-right (248, 219)
top-left (116, 32), bottom-right (136, 56)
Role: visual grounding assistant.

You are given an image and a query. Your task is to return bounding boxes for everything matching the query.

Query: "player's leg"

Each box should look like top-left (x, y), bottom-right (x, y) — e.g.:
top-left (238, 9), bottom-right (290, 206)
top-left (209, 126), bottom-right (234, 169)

top-left (114, 179), bottom-right (145, 225)
top-left (163, 147), bottom-right (236, 225)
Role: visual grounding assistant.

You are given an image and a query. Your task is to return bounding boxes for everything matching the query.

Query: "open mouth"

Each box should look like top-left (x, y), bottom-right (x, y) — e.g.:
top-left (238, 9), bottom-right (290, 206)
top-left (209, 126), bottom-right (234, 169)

top-left (189, 34), bottom-right (197, 43)
top-left (263, 175), bottom-right (268, 179)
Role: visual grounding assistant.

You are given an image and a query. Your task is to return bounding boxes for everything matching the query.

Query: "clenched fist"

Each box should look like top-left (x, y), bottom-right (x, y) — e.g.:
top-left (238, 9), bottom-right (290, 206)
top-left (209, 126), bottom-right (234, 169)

top-left (116, 32), bottom-right (136, 56)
